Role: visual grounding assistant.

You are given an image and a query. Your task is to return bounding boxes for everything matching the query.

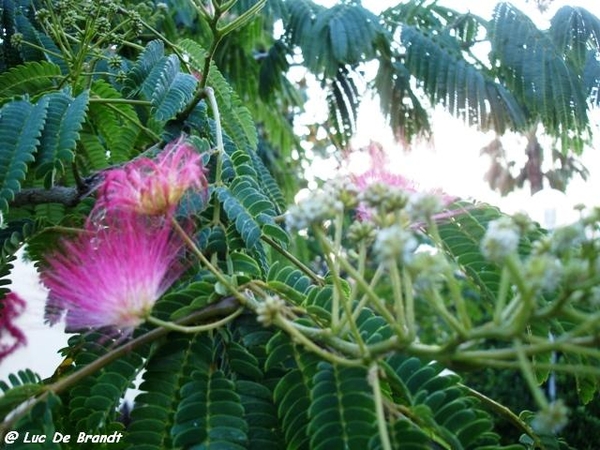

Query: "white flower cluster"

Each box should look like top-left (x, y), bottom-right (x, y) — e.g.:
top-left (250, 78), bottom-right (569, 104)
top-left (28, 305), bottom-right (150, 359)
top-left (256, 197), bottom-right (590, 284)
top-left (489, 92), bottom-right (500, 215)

top-left (359, 183), bottom-right (408, 214)
top-left (373, 225), bottom-right (418, 266)
top-left (549, 223), bottom-right (586, 256)
top-left (406, 192), bottom-right (443, 223)
top-left (285, 189), bottom-right (344, 231)
top-left (481, 217), bottom-right (520, 263)
top-left (407, 249), bottom-right (449, 292)
top-left (524, 254), bottom-right (563, 293)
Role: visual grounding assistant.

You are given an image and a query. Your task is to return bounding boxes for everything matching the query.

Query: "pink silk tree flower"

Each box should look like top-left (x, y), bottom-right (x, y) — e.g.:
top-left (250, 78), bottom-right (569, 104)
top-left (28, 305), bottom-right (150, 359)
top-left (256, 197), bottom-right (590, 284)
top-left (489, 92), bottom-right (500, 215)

top-left (0, 292), bottom-right (27, 361)
top-left (42, 212), bottom-right (184, 335)
top-left (96, 135), bottom-right (207, 217)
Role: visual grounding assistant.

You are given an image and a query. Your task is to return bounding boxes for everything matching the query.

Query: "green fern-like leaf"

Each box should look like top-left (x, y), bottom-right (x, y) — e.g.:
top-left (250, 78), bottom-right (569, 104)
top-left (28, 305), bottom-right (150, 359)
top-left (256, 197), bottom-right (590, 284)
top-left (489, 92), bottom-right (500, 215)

top-left (13, 12), bottom-right (67, 73)
top-left (160, 277), bottom-right (222, 320)
top-left (491, 2), bottom-right (591, 152)
top-left (173, 369), bottom-right (248, 449)
top-left (0, 218), bottom-right (36, 265)
top-left (88, 80), bottom-right (139, 163)
top-left (0, 61), bottom-right (62, 101)
top-left (286, 0), bottom-right (323, 53)
top-left (151, 56), bottom-right (197, 121)
top-left (265, 261), bottom-right (313, 306)
top-left (308, 362), bottom-right (377, 450)
top-left (237, 379), bottom-right (284, 450)
top-left (402, 25), bottom-right (526, 134)
top-left (247, 148), bottom-right (287, 213)
top-left (375, 56), bottom-right (432, 141)
top-left (217, 185), bottom-right (262, 249)
top-left (0, 98), bottom-right (48, 211)
top-left (267, 331), bottom-right (322, 449)
top-left (126, 334), bottom-right (211, 449)
top-left (78, 131), bottom-right (110, 170)
top-left (124, 40), bottom-right (166, 98)
top-left (550, 6), bottom-right (600, 72)
top-left (179, 39), bottom-right (258, 151)
top-left (63, 334), bottom-right (146, 434)
top-left (0, 370), bottom-right (44, 421)
top-left (216, 172), bottom-right (279, 251)
top-left (35, 90), bottom-right (89, 187)
top-left (327, 66), bottom-right (360, 148)
top-left (383, 355), bottom-right (503, 449)
top-left (299, 3), bottom-right (381, 77)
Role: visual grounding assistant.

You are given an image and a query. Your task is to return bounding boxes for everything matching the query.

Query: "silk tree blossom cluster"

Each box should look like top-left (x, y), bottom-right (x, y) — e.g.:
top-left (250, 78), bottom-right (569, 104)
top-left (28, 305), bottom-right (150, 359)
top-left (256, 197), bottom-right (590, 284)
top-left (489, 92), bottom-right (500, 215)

top-left (43, 214), bottom-right (185, 334)
top-left (286, 146), bottom-right (458, 233)
top-left (93, 135), bottom-right (207, 217)
top-left (41, 135), bottom-right (206, 335)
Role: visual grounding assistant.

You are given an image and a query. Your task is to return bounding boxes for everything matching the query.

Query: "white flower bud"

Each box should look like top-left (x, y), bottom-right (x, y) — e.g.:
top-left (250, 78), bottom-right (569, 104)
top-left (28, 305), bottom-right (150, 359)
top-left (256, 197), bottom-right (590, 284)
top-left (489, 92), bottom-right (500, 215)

top-left (532, 400), bottom-right (569, 434)
top-left (373, 225), bottom-right (418, 266)
top-left (481, 217), bottom-right (520, 263)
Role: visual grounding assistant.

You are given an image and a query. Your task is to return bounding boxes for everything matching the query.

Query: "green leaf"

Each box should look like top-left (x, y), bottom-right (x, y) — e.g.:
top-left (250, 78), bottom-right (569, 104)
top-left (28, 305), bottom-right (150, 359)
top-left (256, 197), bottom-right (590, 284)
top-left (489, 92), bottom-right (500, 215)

top-left (491, 2), bottom-right (591, 152)
top-left (127, 335), bottom-right (212, 449)
top-left (384, 354), bottom-right (503, 449)
top-left (173, 370), bottom-right (248, 448)
top-left (150, 55), bottom-right (197, 121)
top-left (35, 90), bottom-right (89, 187)
top-left (401, 24), bottom-right (526, 134)
top-left (550, 6), bottom-right (600, 72)
top-left (0, 98), bottom-right (48, 211)
top-left (308, 363), bottom-right (377, 450)
top-left (88, 80), bottom-right (139, 163)
top-left (124, 40), bottom-right (166, 98)
top-left (179, 39), bottom-right (258, 151)
top-left (299, 3), bottom-right (381, 77)
top-left (237, 380), bottom-right (283, 450)
top-left (0, 61), bottom-right (62, 101)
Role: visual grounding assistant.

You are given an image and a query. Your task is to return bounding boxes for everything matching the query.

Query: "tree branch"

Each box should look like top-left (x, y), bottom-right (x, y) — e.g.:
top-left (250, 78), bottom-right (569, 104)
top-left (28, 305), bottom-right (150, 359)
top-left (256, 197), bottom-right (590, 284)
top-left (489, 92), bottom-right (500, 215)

top-left (9, 174), bottom-right (103, 208)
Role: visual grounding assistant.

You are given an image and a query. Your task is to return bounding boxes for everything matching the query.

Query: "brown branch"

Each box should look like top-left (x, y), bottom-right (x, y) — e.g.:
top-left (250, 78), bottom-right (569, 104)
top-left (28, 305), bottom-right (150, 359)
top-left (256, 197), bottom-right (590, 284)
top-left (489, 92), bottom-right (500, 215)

top-left (10, 174), bottom-right (103, 208)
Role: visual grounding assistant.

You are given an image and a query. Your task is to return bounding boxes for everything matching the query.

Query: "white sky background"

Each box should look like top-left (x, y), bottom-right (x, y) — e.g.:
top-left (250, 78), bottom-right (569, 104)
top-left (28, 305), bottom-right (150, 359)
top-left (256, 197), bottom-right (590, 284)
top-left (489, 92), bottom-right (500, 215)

top-left (2, 0), bottom-right (600, 381)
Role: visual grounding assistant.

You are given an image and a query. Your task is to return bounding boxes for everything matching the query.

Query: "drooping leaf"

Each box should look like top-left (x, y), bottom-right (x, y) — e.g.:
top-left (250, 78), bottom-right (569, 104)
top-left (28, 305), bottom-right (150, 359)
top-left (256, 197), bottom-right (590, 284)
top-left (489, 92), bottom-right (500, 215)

top-left (490, 2), bottom-right (591, 152)
top-left (402, 24), bottom-right (526, 134)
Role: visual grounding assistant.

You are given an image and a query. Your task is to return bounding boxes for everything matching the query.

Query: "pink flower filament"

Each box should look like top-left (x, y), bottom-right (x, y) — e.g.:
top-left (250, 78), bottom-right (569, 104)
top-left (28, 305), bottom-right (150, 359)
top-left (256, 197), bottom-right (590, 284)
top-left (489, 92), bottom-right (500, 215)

top-left (43, 213), bottom-right (184, 334)
top-left (97, 136), bottom-right (207, 217)
top-left (0, 292), bottom-right (27, 361)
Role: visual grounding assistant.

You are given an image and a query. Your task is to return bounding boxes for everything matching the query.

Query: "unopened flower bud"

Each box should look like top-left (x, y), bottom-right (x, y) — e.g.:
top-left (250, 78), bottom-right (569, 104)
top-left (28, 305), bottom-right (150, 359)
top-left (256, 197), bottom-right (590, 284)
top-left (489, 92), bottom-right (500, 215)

top-left (373, 225), bottom-right (417, 266)
top-left (481, 217), bottom-right (520, 263)
top-left (532, 400), bottom-right (569, 434)
top-left (256, 295), bottom-right (285, 327)
top-left (347, 221), bottom-right (376, 244)
top-left (406, 192), bottom-right (443, 222)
